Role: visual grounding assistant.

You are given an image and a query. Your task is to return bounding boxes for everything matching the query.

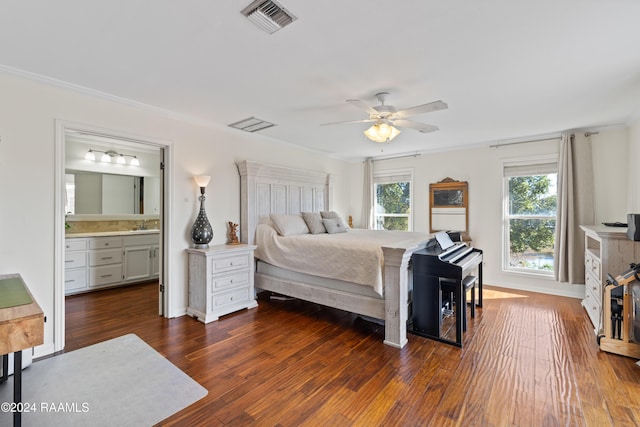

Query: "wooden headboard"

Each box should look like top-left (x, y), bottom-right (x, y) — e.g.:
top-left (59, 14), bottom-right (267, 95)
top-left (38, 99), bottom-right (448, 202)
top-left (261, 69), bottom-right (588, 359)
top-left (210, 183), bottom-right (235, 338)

top-left (236, 161), bottom-right (333, 245)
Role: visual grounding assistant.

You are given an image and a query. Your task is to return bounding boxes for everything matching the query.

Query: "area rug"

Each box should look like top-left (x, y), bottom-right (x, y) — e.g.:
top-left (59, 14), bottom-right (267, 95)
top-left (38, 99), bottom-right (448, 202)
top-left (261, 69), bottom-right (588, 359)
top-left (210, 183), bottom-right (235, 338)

top-left (0, 334), bottom-right (207, 426)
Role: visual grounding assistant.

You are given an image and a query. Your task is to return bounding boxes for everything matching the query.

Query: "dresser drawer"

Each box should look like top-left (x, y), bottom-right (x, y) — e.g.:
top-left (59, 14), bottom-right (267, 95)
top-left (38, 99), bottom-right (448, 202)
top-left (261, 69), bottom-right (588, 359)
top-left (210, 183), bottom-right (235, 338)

top-left (89, 264), bottom-right (123, 287)
top-left (585, 272), bottom-right (601, 305)
top-left (583, 289), bottom-right (600, 327)
top-left (65, 239), bottom-right (87, 251)
top-left (65, 251), bottom-right (87, 269)
top-left (585, 251), bottom-right (601, 281)
top-left (89, 249), bottom-right (123, 266)
top-left (211, 271), bottom-right (250, 292)
top-left (210, 253), bottom-right (251, 274)
top-left (89, 237), bottom-right (123, 250)
top-left (65, 268), bottom-right (87, 291)
top-left (212, 287), bottom-right (251, 309)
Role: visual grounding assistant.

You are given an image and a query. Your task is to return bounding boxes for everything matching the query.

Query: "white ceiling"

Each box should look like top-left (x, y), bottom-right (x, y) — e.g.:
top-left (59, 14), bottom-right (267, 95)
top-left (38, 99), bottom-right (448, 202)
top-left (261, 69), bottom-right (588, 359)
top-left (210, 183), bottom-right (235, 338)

top-left (1, 1), bottom-right (640, 161)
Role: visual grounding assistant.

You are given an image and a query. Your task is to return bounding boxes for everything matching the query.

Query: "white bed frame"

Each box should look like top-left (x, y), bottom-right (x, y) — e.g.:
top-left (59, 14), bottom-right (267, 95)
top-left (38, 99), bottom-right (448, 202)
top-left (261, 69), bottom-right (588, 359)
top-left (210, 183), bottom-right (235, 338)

top-left (237, 160), bottom-right (428, 348)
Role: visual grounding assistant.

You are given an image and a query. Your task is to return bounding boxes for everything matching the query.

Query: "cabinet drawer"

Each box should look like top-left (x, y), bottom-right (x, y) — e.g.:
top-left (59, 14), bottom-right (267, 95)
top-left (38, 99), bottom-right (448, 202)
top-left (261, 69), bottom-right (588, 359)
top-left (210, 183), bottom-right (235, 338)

top-left (65, 239), bottom-right (87, 251)
top-left (212, 271), bottom-right (250, 291)
top-left (89, 249), bottom-right (122, 266)
top-left (65, 251), bottom-right (87, 269)
top-left (65, 268), bottom-right (87, 291)
top-left (210, 253), bottom-right (250, 273)
top-left (124, 234), bottom-right (159, 247)
top-left (212, 287), bottom-right (250, 308)
top-left (89, 264), bottom-right (123, 287)
top-left (89, 237), bottom-right (123, 250)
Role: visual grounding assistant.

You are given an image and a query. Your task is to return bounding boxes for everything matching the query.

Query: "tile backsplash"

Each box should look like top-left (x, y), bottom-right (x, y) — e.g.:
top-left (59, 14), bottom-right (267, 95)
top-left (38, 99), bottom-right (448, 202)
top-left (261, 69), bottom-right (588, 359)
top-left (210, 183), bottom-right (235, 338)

top-left (66, 219), bottom-right (160, 234)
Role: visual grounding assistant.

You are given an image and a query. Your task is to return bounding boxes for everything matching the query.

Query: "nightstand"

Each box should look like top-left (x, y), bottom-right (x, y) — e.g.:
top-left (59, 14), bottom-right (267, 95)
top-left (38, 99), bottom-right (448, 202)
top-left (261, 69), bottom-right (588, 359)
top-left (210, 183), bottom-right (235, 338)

top-left (186, 244), bottom-right (258, 323)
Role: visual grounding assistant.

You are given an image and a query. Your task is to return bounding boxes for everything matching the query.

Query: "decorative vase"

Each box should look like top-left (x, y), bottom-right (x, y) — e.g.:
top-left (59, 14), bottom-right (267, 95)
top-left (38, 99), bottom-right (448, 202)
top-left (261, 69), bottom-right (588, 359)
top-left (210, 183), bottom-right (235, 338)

top-left (191, 192), bottom-right (213, 249)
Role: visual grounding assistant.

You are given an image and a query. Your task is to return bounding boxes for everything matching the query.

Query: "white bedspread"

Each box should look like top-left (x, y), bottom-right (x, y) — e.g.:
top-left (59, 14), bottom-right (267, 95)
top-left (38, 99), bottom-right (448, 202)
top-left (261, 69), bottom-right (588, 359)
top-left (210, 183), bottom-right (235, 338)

top-left (254, 224), bottom-right (429, 295)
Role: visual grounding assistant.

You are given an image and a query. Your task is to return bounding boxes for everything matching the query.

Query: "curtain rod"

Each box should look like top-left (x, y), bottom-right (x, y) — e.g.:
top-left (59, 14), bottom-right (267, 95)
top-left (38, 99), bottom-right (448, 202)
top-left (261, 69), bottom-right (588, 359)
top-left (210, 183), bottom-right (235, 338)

top-left (489, 136), bottom-right (561, 148)
top-left (489, 131), bottom-right (599, 149)
top-left (371, 153), bottom-right (422, 162)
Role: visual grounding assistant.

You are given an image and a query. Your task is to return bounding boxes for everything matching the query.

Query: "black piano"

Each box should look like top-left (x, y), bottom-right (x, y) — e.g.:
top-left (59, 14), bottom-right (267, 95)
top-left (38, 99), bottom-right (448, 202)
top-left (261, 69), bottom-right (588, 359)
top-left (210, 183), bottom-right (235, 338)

top-left (408, 231), bottom-right (483, 347)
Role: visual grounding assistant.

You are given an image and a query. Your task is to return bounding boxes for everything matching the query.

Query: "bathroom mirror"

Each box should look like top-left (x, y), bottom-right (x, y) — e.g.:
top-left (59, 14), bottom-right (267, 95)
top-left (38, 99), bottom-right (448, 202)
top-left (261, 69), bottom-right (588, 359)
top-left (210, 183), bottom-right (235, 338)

top-left (65, 171), bottom-right (160, 215)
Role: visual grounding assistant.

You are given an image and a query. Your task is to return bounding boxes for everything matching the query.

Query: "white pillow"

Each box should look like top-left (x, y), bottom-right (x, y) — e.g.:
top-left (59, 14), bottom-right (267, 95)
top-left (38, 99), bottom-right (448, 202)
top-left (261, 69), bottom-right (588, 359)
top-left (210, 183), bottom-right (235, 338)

top-left (269, 214), bottom-right (310, 236)
top-left (322, 218), bottom-right (348, 234)
top-left (320, 211), bottom-right (349, 230)
top-left (301, 212), bottom-right (326, 234)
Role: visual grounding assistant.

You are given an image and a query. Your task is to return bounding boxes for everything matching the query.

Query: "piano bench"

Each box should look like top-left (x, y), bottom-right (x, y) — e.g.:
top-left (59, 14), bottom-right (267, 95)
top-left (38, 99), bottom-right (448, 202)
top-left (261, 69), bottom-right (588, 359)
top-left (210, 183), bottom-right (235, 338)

top-left (441, 275), bottom-right (477, 332)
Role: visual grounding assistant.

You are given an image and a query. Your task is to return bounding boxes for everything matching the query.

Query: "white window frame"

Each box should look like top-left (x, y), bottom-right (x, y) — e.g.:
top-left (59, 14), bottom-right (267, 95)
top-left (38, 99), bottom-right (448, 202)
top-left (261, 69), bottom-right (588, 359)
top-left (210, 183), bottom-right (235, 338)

top-left (373, 169), bottom-right (414, 231)
top-left (502, 155), bottom-right (558, 276)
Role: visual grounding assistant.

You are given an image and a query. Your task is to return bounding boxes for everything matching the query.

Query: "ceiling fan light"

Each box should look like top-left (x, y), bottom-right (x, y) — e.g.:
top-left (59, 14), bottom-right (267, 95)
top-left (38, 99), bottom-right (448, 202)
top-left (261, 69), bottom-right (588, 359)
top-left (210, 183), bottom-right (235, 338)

top-left (364, 123), bottom-right (401, 143)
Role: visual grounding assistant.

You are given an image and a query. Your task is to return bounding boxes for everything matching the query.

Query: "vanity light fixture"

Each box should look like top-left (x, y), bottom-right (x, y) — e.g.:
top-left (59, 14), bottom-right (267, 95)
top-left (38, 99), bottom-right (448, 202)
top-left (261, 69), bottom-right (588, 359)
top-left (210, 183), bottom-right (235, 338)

top-left (84, 149), bottom-right (140, 166)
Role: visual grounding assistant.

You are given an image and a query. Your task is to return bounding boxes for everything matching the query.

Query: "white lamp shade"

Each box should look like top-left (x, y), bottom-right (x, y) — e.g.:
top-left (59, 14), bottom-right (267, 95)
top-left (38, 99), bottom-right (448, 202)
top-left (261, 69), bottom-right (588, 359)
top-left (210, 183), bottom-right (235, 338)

top-left (100, 153), bottom-right (112, 163)
top-left (129, 157), bottom-right (140, 166)
top-left (84, 150), bottom-right (96, 161)
top-left (193, 175), bottom-right (211, 188)
top-left (116, 155), bottom-right (126, 165)
top-left (364, 123), bottom-right (401, 143)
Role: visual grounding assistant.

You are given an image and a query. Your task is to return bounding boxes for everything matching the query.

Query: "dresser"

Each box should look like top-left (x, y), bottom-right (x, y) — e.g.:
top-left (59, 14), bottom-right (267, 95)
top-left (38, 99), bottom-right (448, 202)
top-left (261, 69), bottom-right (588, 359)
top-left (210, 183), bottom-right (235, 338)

top-left (186, 244), bottom-right (258, 323)
top-left (580, 225), bottom-right (640, 335)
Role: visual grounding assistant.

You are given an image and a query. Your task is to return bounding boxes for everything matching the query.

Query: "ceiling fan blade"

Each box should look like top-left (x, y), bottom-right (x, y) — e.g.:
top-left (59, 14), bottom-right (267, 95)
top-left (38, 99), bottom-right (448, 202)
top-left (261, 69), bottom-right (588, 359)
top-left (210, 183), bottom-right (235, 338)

top-left (346, 99), bottom-right (379, 116)
top-left (395, 100), bottom-right (448, 118)
top-left (320, 118), bottom-right (375, 126)
top-left (393, 119), bottom-right (439, 133)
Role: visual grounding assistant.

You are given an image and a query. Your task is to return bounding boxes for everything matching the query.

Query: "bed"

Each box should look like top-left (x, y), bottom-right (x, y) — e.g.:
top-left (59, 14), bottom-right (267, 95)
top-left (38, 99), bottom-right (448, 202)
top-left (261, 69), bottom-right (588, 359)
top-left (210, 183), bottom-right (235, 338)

top-left (237, 160), bottom-right (430, 348)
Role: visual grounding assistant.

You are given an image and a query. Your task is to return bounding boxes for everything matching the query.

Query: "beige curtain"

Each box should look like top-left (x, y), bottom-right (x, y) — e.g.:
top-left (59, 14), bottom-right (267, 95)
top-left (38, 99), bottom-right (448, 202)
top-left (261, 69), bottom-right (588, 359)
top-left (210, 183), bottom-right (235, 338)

top-left (555, 133), bottom-right (595, 284)
top-left (362, 158), bottom-right (374, 229)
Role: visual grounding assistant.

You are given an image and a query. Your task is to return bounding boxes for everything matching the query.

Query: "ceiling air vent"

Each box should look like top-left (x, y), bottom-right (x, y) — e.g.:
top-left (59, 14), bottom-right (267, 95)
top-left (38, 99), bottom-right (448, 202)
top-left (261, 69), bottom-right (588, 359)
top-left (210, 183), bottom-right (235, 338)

top-left (241, 0), bottom-right (296, 34)
top-left (228, 117), bottom-right (276, 133)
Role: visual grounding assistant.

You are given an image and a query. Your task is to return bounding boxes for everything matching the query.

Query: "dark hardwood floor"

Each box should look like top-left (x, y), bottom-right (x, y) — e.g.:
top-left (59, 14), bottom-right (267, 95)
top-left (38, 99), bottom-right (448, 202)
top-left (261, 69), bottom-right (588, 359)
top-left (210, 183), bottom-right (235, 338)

top-left (64, 282), bottom-right (640, 426)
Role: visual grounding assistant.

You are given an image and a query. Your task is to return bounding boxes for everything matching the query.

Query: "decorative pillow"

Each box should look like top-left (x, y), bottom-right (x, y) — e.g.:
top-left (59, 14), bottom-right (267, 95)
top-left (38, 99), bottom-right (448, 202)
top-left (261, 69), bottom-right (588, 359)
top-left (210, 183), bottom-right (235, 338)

top-left (269, 214), bottom-right (310, 236)
top-left (320, 211), bottom-right (349, 229)
top-left (301, 212), bottom-right (326, 234)
top-left (322, 218), bottom-right (348, 234)
top-left (320, 211), bottom-right (340, 219)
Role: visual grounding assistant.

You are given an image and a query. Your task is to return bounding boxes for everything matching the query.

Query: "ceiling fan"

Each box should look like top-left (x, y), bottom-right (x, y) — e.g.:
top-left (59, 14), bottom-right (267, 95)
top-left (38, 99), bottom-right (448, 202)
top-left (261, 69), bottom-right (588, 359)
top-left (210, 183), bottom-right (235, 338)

top-left (322, 92), bottom-right (448, 143)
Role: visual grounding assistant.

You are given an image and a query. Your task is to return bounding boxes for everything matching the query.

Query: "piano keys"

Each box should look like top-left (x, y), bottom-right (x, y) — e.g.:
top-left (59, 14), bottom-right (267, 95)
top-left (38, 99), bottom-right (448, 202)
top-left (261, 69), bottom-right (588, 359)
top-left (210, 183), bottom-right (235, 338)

top-left (409, 232), bottom-right (483, 347)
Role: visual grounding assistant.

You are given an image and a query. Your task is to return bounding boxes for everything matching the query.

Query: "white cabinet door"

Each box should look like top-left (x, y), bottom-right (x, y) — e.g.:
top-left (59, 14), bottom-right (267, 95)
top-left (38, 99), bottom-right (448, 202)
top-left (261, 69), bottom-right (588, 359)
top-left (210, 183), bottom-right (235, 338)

top-left (123, 246), bottom-right (151, 281)
top-left (150, 245), bottom-right (160, 277)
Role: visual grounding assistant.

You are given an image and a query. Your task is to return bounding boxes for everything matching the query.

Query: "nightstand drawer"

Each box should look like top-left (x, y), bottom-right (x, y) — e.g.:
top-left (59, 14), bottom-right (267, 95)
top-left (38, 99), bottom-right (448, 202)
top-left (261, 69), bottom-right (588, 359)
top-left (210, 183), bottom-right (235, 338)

top-left (212, 271), bottom-right (250, 291)
top-left (212, 287), bottom-right (250, 308)
top-left (210, 253), bottom-right (250, 273)
top-left (65, 251), bottom-right (87, 269)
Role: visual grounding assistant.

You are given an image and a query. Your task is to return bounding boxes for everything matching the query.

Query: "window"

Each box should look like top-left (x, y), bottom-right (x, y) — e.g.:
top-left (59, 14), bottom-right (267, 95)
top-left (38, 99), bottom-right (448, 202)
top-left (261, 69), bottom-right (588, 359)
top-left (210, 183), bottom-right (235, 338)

top-left (503, 158), bottom-right (557, 274)
top-left (374, 170), bottom-right (413, 231)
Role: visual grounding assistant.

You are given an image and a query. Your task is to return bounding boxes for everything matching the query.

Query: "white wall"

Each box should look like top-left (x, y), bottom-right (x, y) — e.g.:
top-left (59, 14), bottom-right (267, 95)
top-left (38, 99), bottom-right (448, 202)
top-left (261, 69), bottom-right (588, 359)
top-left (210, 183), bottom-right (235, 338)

top-left (0, 73), bottom-right (352, 357)
top-left (348, 129), bottom-right (628, 297)
top-left (590, 128), bottom-right (628, 224)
